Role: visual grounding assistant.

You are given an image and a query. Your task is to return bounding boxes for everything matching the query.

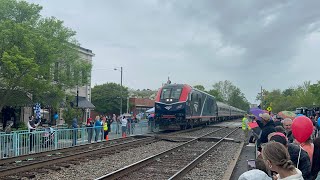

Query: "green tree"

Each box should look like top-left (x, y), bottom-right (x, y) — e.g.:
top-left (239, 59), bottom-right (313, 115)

top-left (62, 95), bottom-right (82, 126)
top-left (227, 88), bottom-right (250, 111)
top-left (211, 80), bottom-right (250, 111)
top-left (255, 81), bottom-right (317, 112)
top-left (207, 89), bottom-right (224, 102)
top-left (0, 0), bottom-right (91, 110)
top-left (212, 80), bottom-right (237, 102)
top-left (193, 85), bottom-right (205, 91)
top-left (91, 83), bottom-right (129, 115)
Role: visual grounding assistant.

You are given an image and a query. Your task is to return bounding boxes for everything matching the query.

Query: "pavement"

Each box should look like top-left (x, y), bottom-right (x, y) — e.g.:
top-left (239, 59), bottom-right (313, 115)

top-left (230, 143), bottom-right (256, 180)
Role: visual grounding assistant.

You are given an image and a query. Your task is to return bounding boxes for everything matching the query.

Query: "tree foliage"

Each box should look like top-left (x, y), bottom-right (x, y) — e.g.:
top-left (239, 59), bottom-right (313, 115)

top-left (62, 95), bottom-right (82, 126)
top-left (91, 83), bottom-right (129, 115)
top-left (193, 85), bottom-right (205, 91)
top-left (0, 0), bottom-right (91, 109)
top-left (255, 81), bottom-right (320, 113)
top-left (211, 80), bottom-right (250, 111)
top-left (129, 89), bottom-right (157, 99)
top-left (193, 81), bottom-right (250, 111)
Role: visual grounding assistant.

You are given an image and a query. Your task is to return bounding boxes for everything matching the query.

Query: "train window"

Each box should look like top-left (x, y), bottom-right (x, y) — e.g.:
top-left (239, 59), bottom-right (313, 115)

top-left (192, 93), bottom-right (197, 101)
top-left (171, 88), bottom-right (182, 100)
top-left (160, 88), bottom-right (171, 99)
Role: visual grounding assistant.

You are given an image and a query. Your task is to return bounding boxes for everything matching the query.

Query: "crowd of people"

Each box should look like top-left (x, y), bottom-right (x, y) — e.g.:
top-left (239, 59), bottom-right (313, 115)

top-left (84, 114), bottom-right (138, 143)
top-left (240, 113), bottom-right (320, 180)
top-left (22, 114), bottom-right (139, 155)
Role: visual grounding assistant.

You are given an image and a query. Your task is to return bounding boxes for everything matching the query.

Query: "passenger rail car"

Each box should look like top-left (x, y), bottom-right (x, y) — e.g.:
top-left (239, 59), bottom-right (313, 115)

top-left (155, 84), bottom-right (245, 130)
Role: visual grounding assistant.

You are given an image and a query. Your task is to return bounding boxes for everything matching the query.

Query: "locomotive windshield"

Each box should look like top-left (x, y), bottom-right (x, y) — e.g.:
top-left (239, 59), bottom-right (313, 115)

top-left (160, 87), bottom-right (182, 100)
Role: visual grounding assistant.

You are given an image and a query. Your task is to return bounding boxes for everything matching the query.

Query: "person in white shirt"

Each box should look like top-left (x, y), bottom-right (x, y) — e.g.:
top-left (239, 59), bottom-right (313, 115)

top-left (121, 116), bottom-right (127, 138)
top-left (27, 115), bottom-right (40, 153)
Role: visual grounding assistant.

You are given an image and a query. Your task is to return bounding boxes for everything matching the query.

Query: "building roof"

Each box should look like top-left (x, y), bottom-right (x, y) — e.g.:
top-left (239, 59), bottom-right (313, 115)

top-left (75, 96), bottom-right (95, 109)
top-left (79, 46), bottom-right (95, 56)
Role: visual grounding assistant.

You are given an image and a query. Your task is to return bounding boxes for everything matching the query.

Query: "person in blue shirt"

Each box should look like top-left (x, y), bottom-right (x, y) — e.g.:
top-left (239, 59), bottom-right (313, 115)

top-left (72, 117), bottom-right (78, 146)
top-left (94, 116), bottom-right (102, 142)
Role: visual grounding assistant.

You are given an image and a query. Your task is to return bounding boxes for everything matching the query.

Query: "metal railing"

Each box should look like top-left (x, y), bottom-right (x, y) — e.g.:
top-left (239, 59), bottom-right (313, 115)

top-left (0, 120), bottom-right (150, 159)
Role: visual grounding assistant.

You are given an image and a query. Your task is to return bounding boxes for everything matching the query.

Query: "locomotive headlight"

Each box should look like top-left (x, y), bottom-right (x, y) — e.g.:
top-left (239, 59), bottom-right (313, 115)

top-left (176, 104), bottom-right (183, 109)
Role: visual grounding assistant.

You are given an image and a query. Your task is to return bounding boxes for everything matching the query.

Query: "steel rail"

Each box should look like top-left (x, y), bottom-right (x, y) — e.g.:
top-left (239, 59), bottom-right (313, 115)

top-left (0, 137), bottom-right (155, 177)
top-left (168, 128), bottom-right (239, 180)
top-left (0, 136), bottom-right (137, 165)
top-left (95, 127), bottom-right (226, 180)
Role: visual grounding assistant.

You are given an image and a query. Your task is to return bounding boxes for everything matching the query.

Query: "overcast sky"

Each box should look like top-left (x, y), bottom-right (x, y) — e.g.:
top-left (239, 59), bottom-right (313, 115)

top-left (27, 0), bottom-right (320, 103)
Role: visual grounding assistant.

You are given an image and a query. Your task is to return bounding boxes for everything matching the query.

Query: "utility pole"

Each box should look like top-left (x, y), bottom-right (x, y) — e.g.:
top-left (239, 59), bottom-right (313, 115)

top-left (114, 67), bottom-right (123, 116)
top-left (127, 97), bottom-right (129, 113)
top-left (260, 86), bottom-right (263, 110)
top-left (76, 85), bottom-right (79, 107)
top-left (120, 67), bottom-right (123, 116)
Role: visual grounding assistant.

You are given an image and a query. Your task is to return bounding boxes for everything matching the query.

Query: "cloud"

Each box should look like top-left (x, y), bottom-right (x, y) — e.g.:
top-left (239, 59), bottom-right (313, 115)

top-left (27, 0), bottom-right (320, 103)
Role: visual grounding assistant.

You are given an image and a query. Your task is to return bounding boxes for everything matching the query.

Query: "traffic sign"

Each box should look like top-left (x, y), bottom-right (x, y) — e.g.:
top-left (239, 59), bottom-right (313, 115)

top-left (267, 107), bottom-right (272, 112)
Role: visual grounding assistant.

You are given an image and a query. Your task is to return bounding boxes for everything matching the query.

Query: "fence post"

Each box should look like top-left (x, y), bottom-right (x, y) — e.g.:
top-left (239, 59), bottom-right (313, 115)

top-left (81, 128), bottom-right (85, 144)
top-left (54, 129), bottom-right (58, 149)
top-left (13, 132), bottom-right (18, 156)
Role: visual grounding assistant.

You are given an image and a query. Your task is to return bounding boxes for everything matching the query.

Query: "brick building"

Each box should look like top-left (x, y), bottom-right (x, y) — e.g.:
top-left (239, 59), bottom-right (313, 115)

top-left (129, 98), bottom-right (154, 117)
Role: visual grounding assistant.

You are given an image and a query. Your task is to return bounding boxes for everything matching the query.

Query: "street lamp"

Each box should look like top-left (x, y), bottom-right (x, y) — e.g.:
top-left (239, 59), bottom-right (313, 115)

top-left (114, 67), bottom-right (123, 116)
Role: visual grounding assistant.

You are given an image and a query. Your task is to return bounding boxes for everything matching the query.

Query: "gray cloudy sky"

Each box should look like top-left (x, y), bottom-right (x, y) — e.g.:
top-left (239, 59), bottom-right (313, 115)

top-left (27, 0), bottom-right (320, 103)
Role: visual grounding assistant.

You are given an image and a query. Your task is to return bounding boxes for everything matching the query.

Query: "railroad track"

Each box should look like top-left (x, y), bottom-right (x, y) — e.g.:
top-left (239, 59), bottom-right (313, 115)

top-left (0, 135), bottom-right (156, 179)
top-left (96, 127), bottom-right (239, 180)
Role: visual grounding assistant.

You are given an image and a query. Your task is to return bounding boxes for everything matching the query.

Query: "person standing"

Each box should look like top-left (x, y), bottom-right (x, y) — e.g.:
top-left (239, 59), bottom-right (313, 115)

top-left (269, 133), bottom-right (311, 180)
top-left (3, 121), bottom-right (13, 158)
top-left (311, 137), bottom-right (320, 180)
top-left (242, 114), bottom-right (250, 143)
top-left (103, 118), bottom-right (109, 140)
top-left (107, 115), bottom-right (113, 134)
top-left (72, 117), bottom-right (78, 146)
top-left (94, 116), bottom-right (101, 142)
top-left (114, 114), bottom-right (119, 134)
top-left (257, 113), bottom-right (276, 151)
top-left (121, 116), bottom-right (128, 138)
top-left (282, 118), bottom-right (294, 143)
top-left (27, 115), bottom-right (40, 153)
top-left (262, 141), bottom-right (304, 180)
top-left (86, 118), bottom-right (94, 143)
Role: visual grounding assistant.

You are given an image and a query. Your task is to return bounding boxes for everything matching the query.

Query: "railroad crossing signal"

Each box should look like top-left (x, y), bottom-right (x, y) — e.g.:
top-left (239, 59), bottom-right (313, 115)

top-left (267, 107), bottom-right (272, 112)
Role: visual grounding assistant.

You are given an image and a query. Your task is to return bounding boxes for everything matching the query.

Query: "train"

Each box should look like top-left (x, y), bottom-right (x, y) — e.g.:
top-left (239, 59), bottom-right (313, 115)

top-left (154, 84), bottom-right (246, 130)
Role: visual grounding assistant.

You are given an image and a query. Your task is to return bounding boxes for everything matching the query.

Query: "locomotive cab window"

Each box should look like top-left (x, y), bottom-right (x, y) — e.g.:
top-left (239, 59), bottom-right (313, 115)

top-left (161, 88), bottom-right (171, 99)
top-left (160, 87), bottom-right (182, 100)
top-left (171, 88), bottom-right (182, 100)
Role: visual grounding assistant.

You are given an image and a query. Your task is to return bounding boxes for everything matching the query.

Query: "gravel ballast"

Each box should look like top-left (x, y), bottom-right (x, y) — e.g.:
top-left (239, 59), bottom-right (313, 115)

top-left (183, 141), bottom-right (241, 180)
top-left (34, 141), bottom-right (182, 180)
top-left (173, 127), bottom-right (221, 138)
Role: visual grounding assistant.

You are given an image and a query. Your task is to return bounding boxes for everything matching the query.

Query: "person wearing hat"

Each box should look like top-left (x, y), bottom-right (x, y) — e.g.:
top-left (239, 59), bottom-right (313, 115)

top-left (257, 113), bottom-right (276, 151)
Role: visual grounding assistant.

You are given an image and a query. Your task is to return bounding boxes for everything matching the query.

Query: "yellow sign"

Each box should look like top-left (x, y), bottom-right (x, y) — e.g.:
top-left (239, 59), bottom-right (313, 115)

top-left (267, 107), bottom-right (272, 111)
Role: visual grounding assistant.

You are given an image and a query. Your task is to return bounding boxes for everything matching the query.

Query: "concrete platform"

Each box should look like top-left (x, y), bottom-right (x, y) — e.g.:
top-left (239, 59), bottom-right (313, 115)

top-left (230, 143), bottom-right (256, 180)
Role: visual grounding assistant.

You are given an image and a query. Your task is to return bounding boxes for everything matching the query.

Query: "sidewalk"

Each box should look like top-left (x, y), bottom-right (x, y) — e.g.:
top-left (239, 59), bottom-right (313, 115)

top-left (230, 143), bottom-right (256, 180)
